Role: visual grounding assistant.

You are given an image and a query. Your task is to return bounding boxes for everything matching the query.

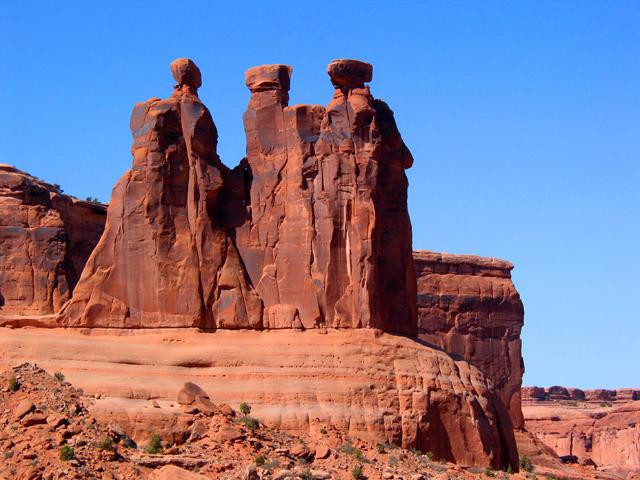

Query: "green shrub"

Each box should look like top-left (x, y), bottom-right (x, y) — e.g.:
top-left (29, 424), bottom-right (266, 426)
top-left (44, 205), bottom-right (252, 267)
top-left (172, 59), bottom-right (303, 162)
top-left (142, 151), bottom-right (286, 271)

top-left (146, 434), bottom-right (162, 454)
top-left (263, 459), bottom-right (280, 471)
top-left (53, 371), bottom-right (65, 382)
top-left (485, 466), bottom-right (496, 477)
top-left (600, 401), bottom-right (612, 408)
top-left (299, 467), bottom-right (313, 480)
top-left (519, 455), bottom-right (534, 473)
top-left (239, 402), bottom-right (251, 415)
top-left (376, 443), bottom-right (385, 454)
top-left (97, 436), bottom-right (114, 451)
top-left (340, 441), bottom-right (363, 459)
top-left (352, 464), bottom-right (365, 479)
top-left (242, 416), bottom-right (259, 433)
top-left (425, 451), bottom-right (435, 461)
top-left (59, 445), bottom-right (74, 461)
top-left (8, 377), bottom-right (19, 392)
top-left (320, 427), bottom-right (328, 435)
top-left (255, 454), bottom-right (266, 466)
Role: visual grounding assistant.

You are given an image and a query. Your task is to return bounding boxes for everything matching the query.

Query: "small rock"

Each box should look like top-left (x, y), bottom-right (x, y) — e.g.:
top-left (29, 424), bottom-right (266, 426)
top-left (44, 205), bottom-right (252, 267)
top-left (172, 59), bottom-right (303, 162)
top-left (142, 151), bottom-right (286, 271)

top-left (217, 403), bottom-right (235, 417)
top-left (21, 412), bottom-right (48, 427)
top-left (151, 400), bottom-right (160, 408)
top-left (195, 396), bottom-right (216, 416)
top-left (212, 425), bottom-right (244, 443)
top-left (289, 442), bottom-right (311, 459)
top-left (314, 444), bottom-right (331, 459)
top-left (311, 471), bottom-right (332, 479)
top-left (243, 465), bottom-right (259, 480)
top-left (14, 399), bottom-right (34, 419)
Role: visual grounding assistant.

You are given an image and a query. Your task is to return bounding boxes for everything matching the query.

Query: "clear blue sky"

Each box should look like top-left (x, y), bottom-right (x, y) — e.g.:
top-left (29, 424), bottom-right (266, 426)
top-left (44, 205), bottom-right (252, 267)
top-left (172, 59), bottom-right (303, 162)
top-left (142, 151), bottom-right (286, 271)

top-left (1, 1), bottom-right (638, 388)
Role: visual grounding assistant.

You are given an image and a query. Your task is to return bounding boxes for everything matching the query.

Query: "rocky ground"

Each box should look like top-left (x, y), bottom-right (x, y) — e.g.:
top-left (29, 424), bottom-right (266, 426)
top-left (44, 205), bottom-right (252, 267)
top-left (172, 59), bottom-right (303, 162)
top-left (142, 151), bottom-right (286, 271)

top-left (0, 363), bottom-right (608, 480)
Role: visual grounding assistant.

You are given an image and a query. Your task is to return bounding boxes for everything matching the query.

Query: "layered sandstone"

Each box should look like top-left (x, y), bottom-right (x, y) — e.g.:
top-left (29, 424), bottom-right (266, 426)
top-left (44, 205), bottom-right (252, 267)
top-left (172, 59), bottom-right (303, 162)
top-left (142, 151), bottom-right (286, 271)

top-left (59, 59), bottom-right (261, 328)
top-left (0, 327), bottom-right (518, 470)
top-left (0, 165), bottom-right (106, 317)
top-left (523, 399), bottom-right (640, 476)
top-left (228, 60), bottom-right (416, 333)
top-left (522, 386), bottom-right (640, 404)
top-left (414, 250), bottom-right (525, 428)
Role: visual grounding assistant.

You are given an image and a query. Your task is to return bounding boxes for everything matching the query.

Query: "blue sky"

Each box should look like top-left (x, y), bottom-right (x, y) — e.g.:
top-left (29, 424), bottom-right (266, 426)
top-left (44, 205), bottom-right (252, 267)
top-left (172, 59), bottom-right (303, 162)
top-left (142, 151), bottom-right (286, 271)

top-left (1, 1), bottom-right (638, 388)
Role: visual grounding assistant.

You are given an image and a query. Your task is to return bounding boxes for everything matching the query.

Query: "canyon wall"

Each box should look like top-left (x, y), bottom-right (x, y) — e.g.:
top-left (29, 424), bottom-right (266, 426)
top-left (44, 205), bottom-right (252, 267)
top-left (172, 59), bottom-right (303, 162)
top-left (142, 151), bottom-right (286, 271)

top-left (414, 250), bottom-right (525, 428)
top-left (522, 392), bottom-right (640, 476)
top-left (0, 165), bottom-right (106, 317)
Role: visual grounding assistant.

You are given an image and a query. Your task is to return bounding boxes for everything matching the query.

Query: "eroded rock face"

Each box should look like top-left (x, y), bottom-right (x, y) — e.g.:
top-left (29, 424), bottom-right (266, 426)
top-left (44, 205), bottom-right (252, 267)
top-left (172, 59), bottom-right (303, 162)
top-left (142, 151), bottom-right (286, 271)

top-left (414, 250), bottom-right (525, 428)
top-left (0, 328), bottom-right (518, 470)
top-left (523, 398), bottom-right (640, 475)
top-left (0, 165), bottom-right (106, 316)
top-left (229, 60), bottom-right (416, 333)
top-left (59, 59), bottom-right (261, 328)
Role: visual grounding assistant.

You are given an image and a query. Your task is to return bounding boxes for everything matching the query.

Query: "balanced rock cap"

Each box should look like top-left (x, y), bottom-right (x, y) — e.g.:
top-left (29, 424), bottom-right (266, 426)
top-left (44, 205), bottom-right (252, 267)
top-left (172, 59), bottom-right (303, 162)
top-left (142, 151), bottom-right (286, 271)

top-left (327, 59), bottom-right (373, 88)
top-left (245, 64), bottom-right (292, 93)
top-left (170, 58), bottom-right (202, 89)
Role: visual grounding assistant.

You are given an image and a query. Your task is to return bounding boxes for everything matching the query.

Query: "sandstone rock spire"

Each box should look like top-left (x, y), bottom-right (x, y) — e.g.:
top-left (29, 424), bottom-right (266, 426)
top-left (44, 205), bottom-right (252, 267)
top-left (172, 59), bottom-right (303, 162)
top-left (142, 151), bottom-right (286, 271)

top-left (231, 59), bottom-right (417, 333)
top-left (59, 58), bottom-right (262, 328)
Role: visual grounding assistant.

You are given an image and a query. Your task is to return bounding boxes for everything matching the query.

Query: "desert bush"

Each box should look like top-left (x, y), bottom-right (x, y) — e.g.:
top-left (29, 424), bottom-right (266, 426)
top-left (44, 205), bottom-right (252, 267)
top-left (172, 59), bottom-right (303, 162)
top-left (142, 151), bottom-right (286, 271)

top-left (8, 377), bottom-right (19, 392)
top-left (59, 445), bottom-right (74, 461)
top-left (352, 464), bottom-right (365, 479)
top-left (340, 441), bottom-right (363, 459)
top-left (97, 436), bottom-right (114, 451)
top-left (299, 468), bottom-right (313, 480)
top-left (53, 371), bottom-right (65, 382)
top-left (255, 454), bottom-right (266, 466)
top-left (239, 401), bottom-right (251, 415)
top-left (146, 434), bottom-right (162, 454)
top-left (242, 416), bottom-right (259, 433)
top-left (485, 466), bottom-right (496, 477)
top-left (320, 427), bottom-right (327, 434)
top-left (519, 455), bottom-right (534, 473)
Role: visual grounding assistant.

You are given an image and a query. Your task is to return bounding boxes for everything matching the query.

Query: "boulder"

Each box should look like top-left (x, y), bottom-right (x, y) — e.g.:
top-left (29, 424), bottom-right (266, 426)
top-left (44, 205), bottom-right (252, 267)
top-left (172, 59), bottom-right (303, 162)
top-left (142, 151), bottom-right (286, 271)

top-left (176, 382), bottom-right (209, 405)
top-left (13, 399), bottom-right (34, 419)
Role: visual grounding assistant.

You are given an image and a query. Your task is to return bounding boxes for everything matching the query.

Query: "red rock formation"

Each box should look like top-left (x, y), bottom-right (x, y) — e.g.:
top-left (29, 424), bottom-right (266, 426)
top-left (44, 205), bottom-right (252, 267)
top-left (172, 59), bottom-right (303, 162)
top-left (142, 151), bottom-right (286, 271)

top-left (230, 60), bottom-right (416, 333)
top-left (0, 328), bottom-right (518, 470)
top-left (414, 250), bottom-right (525, 428)
top-left (0, 165), bottom-right (106, 317)
top-left (59, 59), bottom-right (261, 328)
top-left (523, 398), bottom-right (640, 476)
top-left (523, 386), bottom-right (639, 404)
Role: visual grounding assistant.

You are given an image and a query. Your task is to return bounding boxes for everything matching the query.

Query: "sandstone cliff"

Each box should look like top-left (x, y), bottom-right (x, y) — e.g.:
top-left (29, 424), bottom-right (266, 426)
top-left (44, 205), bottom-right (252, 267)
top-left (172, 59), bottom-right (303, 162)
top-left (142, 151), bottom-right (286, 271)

top-left (523, 395), bottom-right (640, 477)
top-left (0, 165), bottom-right (106, 317)
top-left (414, 250), bottom-right (525, 428)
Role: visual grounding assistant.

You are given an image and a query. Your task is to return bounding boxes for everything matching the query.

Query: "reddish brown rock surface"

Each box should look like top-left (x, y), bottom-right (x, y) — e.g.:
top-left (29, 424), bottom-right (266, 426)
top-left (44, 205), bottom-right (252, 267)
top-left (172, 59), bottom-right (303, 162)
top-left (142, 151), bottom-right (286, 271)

top-left (414, 250), bottom-right (525, 428)
top-left (522, 394), bottom-right (640, 477)
top-left (228, 60), bottom-right (416, 333)
top-left (59, 59), bottom-right (261, 328)
top-left (0, 165), bottom-right (106, 317)
top-left (0, 59), bottom-right (528, 471)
